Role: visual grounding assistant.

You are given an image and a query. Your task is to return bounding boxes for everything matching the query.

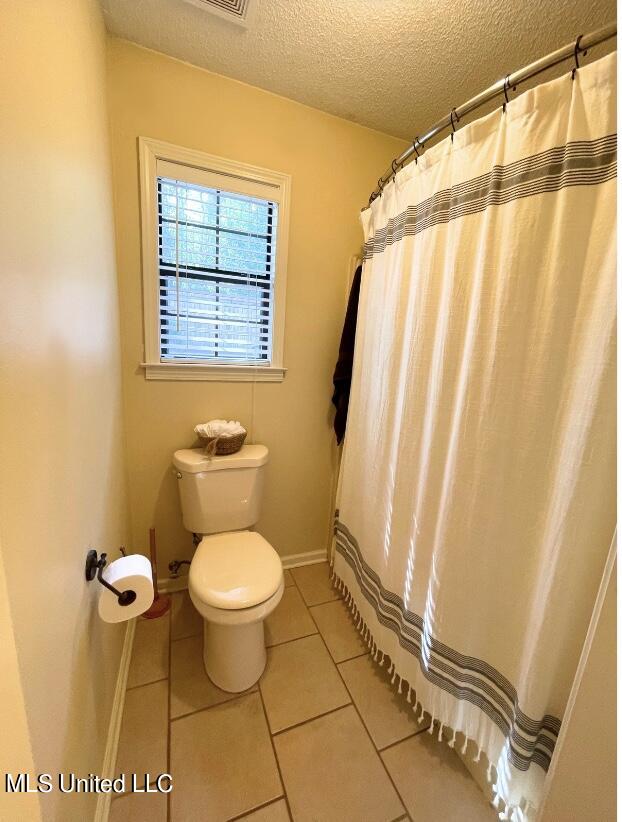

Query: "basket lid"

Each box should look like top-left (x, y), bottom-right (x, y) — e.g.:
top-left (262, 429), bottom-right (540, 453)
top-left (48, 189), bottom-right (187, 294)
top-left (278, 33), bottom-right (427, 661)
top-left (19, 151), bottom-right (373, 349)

top-left (173, 444), bottom-right (268, 474)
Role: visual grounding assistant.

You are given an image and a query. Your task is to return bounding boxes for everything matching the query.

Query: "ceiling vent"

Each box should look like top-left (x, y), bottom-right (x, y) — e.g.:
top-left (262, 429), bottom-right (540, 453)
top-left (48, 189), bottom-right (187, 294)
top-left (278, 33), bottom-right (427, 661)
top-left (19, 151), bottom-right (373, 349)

top-left (181, 0), bottom-right (252, 26)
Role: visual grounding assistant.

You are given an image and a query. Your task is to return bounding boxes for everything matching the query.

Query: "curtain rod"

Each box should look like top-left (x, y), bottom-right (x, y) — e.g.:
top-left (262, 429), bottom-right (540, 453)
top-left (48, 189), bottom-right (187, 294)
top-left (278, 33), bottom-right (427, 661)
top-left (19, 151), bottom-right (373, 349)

top-left (367, 21), bottom-right (617, 207)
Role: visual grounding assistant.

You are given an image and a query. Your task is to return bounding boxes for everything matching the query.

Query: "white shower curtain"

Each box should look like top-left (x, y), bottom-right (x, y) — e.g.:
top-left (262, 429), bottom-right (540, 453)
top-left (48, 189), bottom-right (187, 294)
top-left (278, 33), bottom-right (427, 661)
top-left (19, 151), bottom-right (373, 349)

top-left (333, 52), bottom-right (616, 820)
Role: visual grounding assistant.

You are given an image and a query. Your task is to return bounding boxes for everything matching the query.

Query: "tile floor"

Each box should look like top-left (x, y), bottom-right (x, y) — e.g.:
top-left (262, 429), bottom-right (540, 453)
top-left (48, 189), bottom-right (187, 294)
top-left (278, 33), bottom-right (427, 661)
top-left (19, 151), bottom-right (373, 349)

top-left (111, 562), bottom-right (495, 822)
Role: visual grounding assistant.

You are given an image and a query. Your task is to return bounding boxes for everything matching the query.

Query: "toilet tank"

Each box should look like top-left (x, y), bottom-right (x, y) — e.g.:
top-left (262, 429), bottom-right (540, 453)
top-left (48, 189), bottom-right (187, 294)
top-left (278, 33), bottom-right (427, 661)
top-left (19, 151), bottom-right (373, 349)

top-left (173, 445), bottom-right (268, 535)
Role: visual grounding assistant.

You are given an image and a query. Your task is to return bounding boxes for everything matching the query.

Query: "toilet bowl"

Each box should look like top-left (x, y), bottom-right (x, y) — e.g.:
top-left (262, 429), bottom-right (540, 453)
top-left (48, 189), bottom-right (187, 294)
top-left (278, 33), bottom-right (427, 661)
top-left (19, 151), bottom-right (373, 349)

top-left (174, 444), bottom-right (282, 692)
top-left (188, 530), bottom-right (283, 692)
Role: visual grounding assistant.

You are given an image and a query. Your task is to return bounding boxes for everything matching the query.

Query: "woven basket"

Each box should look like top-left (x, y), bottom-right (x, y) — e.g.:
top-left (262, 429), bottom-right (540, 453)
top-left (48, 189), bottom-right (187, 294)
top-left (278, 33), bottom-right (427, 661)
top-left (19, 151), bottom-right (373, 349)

top-left (203, 431), bottom-right (247, 456)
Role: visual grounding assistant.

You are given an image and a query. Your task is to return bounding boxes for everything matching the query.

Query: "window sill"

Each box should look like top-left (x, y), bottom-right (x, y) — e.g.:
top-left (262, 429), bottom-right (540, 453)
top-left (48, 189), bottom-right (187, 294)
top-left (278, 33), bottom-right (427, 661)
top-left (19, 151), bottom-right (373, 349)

top-left (141, 362), bottom-right (286, 382)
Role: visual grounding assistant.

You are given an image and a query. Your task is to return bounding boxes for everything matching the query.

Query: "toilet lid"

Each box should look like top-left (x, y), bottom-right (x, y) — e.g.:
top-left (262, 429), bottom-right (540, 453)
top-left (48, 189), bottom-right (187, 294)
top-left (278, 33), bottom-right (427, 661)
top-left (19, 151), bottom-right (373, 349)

top-left (189, 531), bottom-right (283, 610)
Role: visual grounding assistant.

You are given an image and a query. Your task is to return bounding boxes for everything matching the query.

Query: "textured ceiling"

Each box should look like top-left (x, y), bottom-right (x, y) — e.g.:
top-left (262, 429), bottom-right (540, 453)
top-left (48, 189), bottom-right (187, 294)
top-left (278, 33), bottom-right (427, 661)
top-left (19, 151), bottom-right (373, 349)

top-left (100, 0), bottom-right (616, 139)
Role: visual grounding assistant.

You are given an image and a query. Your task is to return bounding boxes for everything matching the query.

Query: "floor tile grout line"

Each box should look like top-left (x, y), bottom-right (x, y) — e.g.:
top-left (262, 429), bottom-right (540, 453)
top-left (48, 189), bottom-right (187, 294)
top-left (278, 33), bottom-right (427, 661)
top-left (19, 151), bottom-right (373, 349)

top-left (336, 657), bottom-right (431, 755)
top-left (159, 566), bottom-right (423, 822)
top-left (266, 627), bottom-right (319, 649)
top-left (336, 668), bottom-right (420, 755)
top-left (341, 692), bottom-right (411, 819)
top-left (269, 563), bottom-right (341, 821)
top-left (297, 584), bottom-right (370, 710)
top-left (305, 595), bottom-right (341, 607)
top-left (294, 564), bottom-right (369, 668)
top-left (166, 566), bottom-right (414, 821)
top-left (257, 683), bottom-right (294, 822)
top-left (171, 631), bottom-right (202, 642)
top-left (303, 577), bottom-right (412, 820)
top-left (126, 676), bottom-right (169, 692)
top-left (376, 723), bottom-right (433, 754)
top-left (269, 700), bottom-right (353, 738)
top-left (226, 794), bottom-right (286, 822)
top-left (299, 565), bottom-right (472, 822)
top-left (169, 569), bottom-right (380, 820)
top-left (289, 562), bottom-right (339, 609)
top-left (333, 649), bottom-right (370, 664)
top-left (170, 631), bottom-right (203, 646)
top-left (170, 688), bottom-right (259, 723)
top-left (168, 649), bottom-right (287, 816)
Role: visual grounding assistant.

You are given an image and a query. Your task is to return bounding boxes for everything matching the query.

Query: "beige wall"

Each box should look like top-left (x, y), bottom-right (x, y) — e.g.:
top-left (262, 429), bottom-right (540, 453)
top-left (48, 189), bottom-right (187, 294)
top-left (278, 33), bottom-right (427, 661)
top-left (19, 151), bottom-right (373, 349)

top-left (0, 539), bottom-right (41, 821)
top-left (540, 559), bottom-right (616, 822)
top-left (0, 2), bottom-right (128, 820)
top-left (106, 39), bottom-right (406, 572)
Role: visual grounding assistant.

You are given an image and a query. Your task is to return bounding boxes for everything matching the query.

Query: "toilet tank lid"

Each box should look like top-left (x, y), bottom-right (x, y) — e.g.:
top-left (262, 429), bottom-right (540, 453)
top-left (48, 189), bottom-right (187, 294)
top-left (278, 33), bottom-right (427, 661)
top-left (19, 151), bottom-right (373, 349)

top-left (173, 444), bottom-right (268, 474)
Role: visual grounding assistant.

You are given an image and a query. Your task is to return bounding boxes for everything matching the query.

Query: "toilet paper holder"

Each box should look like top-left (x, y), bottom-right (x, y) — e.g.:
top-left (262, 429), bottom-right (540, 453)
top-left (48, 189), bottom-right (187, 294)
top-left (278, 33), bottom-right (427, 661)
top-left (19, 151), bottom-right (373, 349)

top-left (85, 550), bottom-right (137, 607)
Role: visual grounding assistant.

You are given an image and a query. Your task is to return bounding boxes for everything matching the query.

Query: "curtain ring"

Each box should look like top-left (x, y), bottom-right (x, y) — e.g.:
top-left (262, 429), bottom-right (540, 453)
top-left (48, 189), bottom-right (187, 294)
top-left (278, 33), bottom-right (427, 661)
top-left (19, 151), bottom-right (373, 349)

top-left (502, 75), bottom-right (515, 113)
top-left (412, 138), bottom-right (421, 164)
top-left (391, 159), bottom-right (400, 181)
top-left (370, 179), bottom-right (383, 203)
top-left (572, 34), bottom-right (586, 79)
top-left (449, 109), bottom-right (459, 142)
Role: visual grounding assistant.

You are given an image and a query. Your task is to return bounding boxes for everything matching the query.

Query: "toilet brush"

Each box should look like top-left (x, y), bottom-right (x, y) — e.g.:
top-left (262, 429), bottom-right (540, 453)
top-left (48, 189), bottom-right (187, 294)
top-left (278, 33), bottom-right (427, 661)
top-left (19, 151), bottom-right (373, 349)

top-left (142, 528), bottom-right (171, 619)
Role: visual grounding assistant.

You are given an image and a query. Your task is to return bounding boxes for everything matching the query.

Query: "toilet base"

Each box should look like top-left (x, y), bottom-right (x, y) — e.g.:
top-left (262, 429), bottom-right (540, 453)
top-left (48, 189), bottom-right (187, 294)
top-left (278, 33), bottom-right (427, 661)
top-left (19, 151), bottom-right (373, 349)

top-left (203, 618), bottom-right (267, 693)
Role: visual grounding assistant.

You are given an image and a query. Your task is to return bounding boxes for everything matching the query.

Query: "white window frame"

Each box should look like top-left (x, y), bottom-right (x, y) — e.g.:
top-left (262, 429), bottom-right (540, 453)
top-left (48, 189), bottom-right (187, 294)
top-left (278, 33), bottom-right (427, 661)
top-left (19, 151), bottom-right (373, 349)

top-left (138, 137), bottom-right (290, 381)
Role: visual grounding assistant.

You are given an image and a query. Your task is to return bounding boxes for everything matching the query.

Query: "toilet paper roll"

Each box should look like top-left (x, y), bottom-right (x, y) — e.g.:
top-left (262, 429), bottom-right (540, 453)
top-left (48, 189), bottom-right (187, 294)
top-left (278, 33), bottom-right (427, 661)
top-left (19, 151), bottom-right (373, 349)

top-left (98, 554), bottom-right (154, 623)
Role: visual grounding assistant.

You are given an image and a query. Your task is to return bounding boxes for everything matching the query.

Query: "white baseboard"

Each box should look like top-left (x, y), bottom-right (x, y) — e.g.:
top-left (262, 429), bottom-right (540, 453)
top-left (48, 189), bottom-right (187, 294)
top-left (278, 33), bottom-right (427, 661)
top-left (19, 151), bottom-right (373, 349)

top-left (157, 548), bottom-right (327, 593)
top-left (281, 549), bottom-right (327, 569)
top-left (157, 575), bottom-right (189, 594)
top-left (94, 618), bottom-right (136, 822)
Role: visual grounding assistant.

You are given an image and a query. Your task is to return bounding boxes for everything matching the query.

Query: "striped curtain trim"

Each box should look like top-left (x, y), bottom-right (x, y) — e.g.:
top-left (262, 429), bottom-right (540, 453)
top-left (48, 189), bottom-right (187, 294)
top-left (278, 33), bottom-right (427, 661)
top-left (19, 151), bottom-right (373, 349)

top-left (364, 134), bottom-right (617, 260)
top-left (334, 518), bottom-right (561, 772)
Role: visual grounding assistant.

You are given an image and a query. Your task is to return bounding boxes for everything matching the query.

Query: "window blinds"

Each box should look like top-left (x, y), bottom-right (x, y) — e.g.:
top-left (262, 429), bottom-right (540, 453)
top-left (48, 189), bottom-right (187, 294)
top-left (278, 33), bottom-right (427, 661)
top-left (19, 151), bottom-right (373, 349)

top-left (157, 175), bottom-right (278, 363)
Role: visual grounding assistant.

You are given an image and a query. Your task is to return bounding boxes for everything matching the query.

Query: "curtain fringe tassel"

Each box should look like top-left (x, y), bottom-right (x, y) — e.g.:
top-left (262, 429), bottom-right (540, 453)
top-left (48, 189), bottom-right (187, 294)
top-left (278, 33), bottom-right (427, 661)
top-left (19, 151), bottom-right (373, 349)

top-left (331, 568), bottom-right (524, 820)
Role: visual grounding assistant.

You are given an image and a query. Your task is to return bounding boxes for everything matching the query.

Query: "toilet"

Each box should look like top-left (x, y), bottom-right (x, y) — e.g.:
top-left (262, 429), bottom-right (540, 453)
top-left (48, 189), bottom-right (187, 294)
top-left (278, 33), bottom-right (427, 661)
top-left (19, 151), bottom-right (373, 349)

top-left (173, 444), bottom-right (283, 692)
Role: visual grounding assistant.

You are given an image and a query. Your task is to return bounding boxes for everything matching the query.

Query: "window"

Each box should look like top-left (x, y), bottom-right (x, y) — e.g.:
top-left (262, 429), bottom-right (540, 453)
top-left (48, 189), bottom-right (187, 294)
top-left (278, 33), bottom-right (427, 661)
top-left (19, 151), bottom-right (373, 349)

top-left (158, 179), bottom-right (276, 362)
top-left (139, 139), bottom-right (290, 381)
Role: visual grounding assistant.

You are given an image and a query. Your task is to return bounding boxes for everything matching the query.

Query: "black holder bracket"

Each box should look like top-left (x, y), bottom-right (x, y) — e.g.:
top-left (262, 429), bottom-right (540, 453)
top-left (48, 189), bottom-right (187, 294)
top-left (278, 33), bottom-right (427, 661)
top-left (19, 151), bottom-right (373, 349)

top-left (85, 550), bottom-right (137, 607)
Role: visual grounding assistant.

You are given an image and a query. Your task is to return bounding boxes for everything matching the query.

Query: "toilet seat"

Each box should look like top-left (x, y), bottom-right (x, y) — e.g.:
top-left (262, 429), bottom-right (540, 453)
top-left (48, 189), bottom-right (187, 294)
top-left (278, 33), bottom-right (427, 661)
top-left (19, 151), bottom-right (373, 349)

top-left (189, 580), bottom-right (284, 627)
top-left (189, 530), bottom-right (283, 610)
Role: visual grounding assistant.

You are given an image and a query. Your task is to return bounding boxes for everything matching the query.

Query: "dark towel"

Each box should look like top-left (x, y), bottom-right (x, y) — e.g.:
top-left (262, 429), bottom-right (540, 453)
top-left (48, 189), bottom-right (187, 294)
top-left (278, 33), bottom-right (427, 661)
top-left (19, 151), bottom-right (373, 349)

top-left (332, 264), bottom-right (362, 444)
